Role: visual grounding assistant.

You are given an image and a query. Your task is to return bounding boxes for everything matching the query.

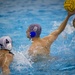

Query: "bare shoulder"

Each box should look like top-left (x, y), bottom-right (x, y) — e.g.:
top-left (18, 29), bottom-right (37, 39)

top-left (4, 51), bottom-right (14, 64)
top-left (42, 34), bottom-right (55, 41)
top-left (42, 31), bottom-right (58, 44)
top-left (0, 49), bottom-right (14, 58)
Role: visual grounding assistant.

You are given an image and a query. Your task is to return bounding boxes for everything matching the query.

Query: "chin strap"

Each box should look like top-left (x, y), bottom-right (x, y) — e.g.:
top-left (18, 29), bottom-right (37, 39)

top-left (0, 44), bottom-right (3, 49)
top-left (0, 49), bottom-right (14, 55)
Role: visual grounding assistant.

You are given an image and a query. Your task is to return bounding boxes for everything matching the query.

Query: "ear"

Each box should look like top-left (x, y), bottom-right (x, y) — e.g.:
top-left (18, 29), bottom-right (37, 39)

top-left (30, 31), bottom-right (36, 38)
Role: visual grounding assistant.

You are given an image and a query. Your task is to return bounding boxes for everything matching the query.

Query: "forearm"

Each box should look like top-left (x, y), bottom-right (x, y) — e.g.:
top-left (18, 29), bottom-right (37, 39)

top-left (57, 15), bottom-right (70, 34)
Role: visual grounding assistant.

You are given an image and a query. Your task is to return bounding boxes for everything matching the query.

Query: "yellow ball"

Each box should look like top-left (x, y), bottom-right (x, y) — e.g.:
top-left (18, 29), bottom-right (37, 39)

top-left (64, 0), bottom-right (75, 12)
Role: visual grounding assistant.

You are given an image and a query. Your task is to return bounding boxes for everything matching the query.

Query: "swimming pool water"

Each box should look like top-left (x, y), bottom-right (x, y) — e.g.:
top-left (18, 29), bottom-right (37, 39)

top-left (0, 0), bottom-right (75, 75)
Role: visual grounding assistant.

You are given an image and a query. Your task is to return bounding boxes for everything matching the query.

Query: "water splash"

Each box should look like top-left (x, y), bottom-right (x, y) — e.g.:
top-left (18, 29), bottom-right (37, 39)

top-left (11, 45), bottom-right (33, 71)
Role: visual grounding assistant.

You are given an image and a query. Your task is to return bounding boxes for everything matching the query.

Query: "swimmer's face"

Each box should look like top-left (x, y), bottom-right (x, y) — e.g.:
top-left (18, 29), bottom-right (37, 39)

top-left (26, 28), bottom-right (31, 38)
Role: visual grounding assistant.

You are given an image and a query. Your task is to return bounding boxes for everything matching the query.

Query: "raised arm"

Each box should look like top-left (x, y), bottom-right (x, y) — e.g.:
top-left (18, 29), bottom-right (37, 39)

top-left (51, 11), bottom-right (75, 36)
top-left (43, 11), bottom-right (75, 44)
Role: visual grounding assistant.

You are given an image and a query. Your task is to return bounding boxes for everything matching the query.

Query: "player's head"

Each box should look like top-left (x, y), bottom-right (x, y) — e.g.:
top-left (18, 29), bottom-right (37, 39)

top-left (0, 36), bottom-right (12, 50)
top-left (26, 24), bottom-right (42, 39)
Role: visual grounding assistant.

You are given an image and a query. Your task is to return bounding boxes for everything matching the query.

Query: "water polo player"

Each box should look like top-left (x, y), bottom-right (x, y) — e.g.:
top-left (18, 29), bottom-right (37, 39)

top-left (0, 36), bottom-right (14, 75)
top-left (26, 11), bottom-right (75, 60)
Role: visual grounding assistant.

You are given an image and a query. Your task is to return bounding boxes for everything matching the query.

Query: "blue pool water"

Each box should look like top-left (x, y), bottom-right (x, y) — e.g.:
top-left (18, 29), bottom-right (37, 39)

top-left (0, 0), bottom-right (75, 75)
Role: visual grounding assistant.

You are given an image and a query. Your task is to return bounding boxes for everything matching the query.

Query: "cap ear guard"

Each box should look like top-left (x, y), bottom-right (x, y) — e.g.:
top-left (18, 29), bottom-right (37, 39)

top-left (30, 26), bottom-right (37, 38)
top-left (6, 39), bottom-right (9, 44)
top-left (30, 31), bottom-right (36, 38)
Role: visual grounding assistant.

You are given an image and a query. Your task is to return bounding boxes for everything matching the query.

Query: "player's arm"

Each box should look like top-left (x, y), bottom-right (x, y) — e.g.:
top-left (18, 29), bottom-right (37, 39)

top-left (51, 11), bottom-right (75, 35)
top-left (43, 11), bottom-right (75, 43)
top-left (50, 15), bottom-right (70, 36)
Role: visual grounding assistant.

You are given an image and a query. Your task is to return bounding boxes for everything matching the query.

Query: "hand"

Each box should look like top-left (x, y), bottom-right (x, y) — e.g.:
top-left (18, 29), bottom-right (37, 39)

top-left (68, 10), bottom-right (75, 17)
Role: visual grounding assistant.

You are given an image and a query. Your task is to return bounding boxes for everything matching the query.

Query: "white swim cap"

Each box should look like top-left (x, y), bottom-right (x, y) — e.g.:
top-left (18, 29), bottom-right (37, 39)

top-left (0, 36), bottom-right (12, 50)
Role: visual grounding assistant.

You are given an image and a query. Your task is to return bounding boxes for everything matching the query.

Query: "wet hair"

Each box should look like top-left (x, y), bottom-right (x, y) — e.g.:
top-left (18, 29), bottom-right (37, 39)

top-left (29, 24), bottom-right (42, 37)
